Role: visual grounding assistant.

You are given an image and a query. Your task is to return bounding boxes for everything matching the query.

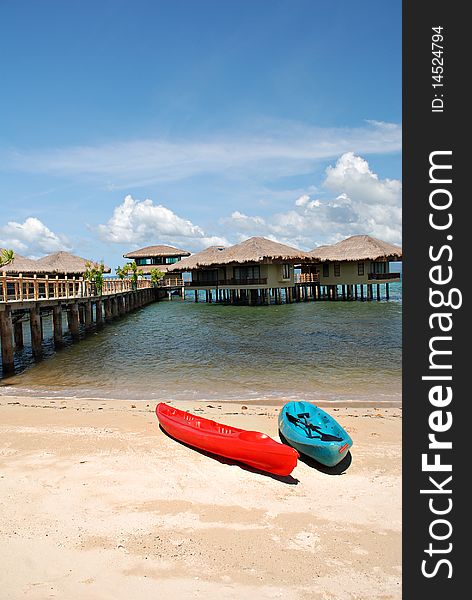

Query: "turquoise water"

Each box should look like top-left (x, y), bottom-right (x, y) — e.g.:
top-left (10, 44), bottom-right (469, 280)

top-left (1, 282), bottom-right (402, 404)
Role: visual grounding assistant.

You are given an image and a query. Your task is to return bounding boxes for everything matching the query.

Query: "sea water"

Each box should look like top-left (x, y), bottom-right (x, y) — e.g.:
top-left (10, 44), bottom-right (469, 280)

top-left (0, 282), bottom-right (401, 405)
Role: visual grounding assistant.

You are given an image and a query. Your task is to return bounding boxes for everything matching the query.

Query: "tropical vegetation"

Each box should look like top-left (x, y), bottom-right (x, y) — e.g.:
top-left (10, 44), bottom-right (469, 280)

top-left (0, 249), bottom-right (15, 267)
top-left (83, 260), bottom-right (105, 295)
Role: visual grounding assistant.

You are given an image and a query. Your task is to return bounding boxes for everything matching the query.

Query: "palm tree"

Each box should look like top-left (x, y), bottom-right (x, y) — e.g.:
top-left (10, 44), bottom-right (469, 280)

top-left (116, 265), bottom-right (129, 280)
top-left (0, 249), bottom-right (14, 268)
top-left (126, 261), bottom-right (139, 290)
top-left (83, 260), bottom-right (105, 296)
top-left (149, 268), bottom-right (165, 286)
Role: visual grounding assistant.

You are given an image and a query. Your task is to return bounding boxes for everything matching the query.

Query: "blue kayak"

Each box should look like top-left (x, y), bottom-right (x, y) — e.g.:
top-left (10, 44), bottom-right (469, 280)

top-left (278, 401), bottom-right (353, 467)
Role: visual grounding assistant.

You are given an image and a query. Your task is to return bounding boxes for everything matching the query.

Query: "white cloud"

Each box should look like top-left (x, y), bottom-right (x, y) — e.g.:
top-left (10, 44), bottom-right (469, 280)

top-left (230, 211), bottom-right (266, 231)
top-left (324, 152), bottom-right (401, 206)
top-left (0, 217), bottom-right (72, 257)
top-left (295, 194), bottom-right (310, 207)
top-left (224, 152), bottom-right (402, 248)
top-left (1, 121), bottom-right (401, 186)
top-left (98, 195), bottom-right (228, 250)
top-left (198, 236), bottom-right (230, 248)
top-left (295, 194), bottom-right (321, 209)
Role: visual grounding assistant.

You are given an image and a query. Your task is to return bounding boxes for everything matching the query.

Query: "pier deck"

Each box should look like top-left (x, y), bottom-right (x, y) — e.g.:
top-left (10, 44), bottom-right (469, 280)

top-left (0, 275), bottom-right (158, 377)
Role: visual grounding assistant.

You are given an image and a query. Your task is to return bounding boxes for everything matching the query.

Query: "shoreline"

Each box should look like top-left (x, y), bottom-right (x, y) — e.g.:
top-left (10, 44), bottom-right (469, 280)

top-left (0, 390), bottom-right (402, 409)
top-left (0, 396), bottom-right (401, 599)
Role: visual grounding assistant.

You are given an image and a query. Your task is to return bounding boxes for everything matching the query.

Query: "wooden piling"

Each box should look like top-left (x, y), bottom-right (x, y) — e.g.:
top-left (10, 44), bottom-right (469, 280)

top-left (66, 308), bottom-right (72, 331)
top-left (104, 298), bottom-right (112, 321)
top-left (84, 301), bottom-right (93, 330)
top-left (29, 306), bottom-right (42, 358)
top-left (69, 303), bottom-right (80, 340)
top-left (111, 297), bottom-right (119, 318)
top-left (0, 306), bottom-right (15, 374)
top-left (95, 299), bottom-right (103, 325)
top-left (52, 304), bottom-right (63, 348)
top-left (118, 296), bottom-right (125, 316)
top-left (13, 319), bottom-right (24, 350)
top-left (386, 283), bottom-right (390, 300)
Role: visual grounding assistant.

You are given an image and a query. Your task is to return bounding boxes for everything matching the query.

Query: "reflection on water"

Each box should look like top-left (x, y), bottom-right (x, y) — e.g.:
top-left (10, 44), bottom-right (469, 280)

top-left (1, 285), bottom-right (402, 404)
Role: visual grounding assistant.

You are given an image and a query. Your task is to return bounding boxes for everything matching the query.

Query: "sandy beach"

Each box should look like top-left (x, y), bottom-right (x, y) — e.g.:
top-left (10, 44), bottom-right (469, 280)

top-left (0, 396), bottom-right (401, 599)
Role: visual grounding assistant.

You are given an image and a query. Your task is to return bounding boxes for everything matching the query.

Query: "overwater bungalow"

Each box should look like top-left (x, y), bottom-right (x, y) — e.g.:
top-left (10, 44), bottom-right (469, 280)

top-left (0, 251), bottom-right (38, 275)
top-left (34, 251), bottom-right (111, 278)
top-left (169, 237), bottom-right (315, 304)
top-left (1, 250), bottom-right (110, 279)
top-left (166, 245), bottom-right (227, 276)
top-left (123, 245), bottom-right (191, 284)
top-left (301, 235), bottom-right (402, 300)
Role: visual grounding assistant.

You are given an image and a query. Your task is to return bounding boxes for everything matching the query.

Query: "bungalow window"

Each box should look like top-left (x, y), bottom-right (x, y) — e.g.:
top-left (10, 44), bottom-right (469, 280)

top-left (372, 261), bottom-right (387, 274)
top-left (195, 269), bottom-right (218, 282)
top-left (358, 261), bottom-right (365, 276)
top-left (234, 266), bottom-right (260, 281)
top-left (322, 263), bottom-right (329, 277)
top-left (281, 264), bottom-right (291, 280)
top-left (165, 257), bottom-right (179, 264)
top-left (334, 263), bottom-right (341, 277)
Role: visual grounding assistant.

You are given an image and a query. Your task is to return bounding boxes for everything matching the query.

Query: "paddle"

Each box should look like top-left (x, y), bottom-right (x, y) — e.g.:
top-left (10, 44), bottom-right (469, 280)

top-left (286, 412), bottom-right (343, 442)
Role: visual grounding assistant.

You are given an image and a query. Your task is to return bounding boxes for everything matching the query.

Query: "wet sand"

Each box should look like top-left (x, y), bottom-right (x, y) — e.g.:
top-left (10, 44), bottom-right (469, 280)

top-left (0, 396), bottom-right (401, 599)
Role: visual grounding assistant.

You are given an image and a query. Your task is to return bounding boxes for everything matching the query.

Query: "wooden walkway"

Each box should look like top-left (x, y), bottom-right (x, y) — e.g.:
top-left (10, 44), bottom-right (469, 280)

top-left (184, 281), bottom-right (392, 304)
top-left (0, 275), bottom-right (158, 377)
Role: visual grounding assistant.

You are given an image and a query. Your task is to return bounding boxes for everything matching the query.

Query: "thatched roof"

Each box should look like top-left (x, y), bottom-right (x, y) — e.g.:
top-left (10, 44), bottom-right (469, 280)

top-left (170, 237), bottom-right (314, 270)
top-left (310, 235), bottom-right (402, 262)
top-left (213, 237), bottom-right (313, 265)
top-left (0, 250), bottom-right (38, 274)
top-left (167, 246), bottom-right (228, 271)
top-left (123, 244), bottom-right (191, 259)
top-left (34, 251), bottom-right (111, 274)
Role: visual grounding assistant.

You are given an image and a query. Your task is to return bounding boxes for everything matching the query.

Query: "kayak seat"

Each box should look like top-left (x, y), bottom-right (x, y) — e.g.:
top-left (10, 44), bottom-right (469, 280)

top-left (286, 412), bottom-right (343, 442)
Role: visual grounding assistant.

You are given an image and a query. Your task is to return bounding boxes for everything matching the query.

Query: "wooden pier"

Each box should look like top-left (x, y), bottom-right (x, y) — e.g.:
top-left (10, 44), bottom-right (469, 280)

top-left (0, 270), bottom-right (396, 377)
top-left (183, 278), bottom-right (393, 305)
top-left (0, 275), bottom-right (159, 377)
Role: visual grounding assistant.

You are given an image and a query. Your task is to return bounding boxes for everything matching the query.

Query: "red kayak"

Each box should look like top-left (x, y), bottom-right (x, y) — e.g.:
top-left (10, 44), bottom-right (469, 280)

top-left (156, 403), bottom-right (299, 476)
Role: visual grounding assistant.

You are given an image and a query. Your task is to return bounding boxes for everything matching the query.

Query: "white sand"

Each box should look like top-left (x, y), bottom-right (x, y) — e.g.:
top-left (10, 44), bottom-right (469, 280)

top-left (0, 396), bottom-right (401, 599)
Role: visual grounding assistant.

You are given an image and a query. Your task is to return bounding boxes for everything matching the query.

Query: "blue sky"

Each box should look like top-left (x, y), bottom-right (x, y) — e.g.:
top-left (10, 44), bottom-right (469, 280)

top-left (0, 0), bottom-right (401, 267)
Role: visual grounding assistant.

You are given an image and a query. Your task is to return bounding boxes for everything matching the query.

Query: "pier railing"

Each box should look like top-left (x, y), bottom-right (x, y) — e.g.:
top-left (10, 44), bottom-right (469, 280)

top-left (101, 278), bottom-right (152, 294)
top-left (0, 275), bottom-right (152, 303)
top-left (160, 277), bottom-right (184, 287)
top-left (295, 273), bottom-right (320, 284)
